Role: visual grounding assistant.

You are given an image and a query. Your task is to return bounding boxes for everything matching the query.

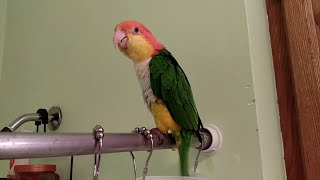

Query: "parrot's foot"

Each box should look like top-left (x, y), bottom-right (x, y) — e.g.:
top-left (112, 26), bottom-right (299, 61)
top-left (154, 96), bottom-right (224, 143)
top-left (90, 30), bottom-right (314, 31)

top-left (150, 128), bottom-right (165, 145)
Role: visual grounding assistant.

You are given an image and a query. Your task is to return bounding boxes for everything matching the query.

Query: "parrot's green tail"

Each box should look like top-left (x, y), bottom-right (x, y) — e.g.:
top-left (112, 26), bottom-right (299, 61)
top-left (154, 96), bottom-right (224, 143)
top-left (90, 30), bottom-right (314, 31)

top-left (178, 131), bottom-right (192, 176)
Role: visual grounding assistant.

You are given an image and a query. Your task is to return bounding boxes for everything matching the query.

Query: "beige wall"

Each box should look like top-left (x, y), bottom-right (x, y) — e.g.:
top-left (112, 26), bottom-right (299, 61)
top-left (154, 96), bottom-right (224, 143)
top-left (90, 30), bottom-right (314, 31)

top-left (0, 0), bottom-right (6, 81)
top-left (0, 0), bottom-right (285, 179)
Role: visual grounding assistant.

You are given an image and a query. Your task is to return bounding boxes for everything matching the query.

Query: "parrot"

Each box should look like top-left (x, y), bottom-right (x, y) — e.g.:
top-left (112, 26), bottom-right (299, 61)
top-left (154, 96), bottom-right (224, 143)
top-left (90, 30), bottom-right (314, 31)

top-left (113, 20), bottom-right (203, 176)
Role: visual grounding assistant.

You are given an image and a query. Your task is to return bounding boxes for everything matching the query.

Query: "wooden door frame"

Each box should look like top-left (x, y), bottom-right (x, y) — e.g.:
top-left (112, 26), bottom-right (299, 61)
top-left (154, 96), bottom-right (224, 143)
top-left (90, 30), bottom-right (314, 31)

top-left (266, 0), bottom-right (320, 180)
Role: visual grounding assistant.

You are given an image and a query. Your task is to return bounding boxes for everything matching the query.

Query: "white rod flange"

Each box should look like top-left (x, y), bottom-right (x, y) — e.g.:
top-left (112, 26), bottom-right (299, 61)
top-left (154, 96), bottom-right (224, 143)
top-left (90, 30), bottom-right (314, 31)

top-left (202, 124), bottom-right (223, 156)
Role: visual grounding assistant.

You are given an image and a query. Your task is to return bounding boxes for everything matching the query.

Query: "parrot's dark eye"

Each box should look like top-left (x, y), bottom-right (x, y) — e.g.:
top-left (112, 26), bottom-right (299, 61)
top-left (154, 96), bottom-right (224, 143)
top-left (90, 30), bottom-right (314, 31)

top-left (132, 27), bottom-right (140, 34)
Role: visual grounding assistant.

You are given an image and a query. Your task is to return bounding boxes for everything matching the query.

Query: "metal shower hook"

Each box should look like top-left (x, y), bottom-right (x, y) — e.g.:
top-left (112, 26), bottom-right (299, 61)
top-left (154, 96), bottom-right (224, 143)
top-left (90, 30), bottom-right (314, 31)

top-left (129, 127), bottom-right (154, 180)
top-left (194, 131), bottom-right (205, 173)
top-left (130, 127), bottom-right (140, 179)
top-left (143, 129), bottom-right (154, 180)
top-left (93, 125), bottom-right (104, 180)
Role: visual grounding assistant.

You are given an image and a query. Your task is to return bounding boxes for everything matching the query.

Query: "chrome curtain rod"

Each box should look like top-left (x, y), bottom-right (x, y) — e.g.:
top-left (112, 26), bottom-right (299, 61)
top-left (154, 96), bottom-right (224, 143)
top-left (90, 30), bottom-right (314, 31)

top-left (0, 130), bottom-right (212, 160)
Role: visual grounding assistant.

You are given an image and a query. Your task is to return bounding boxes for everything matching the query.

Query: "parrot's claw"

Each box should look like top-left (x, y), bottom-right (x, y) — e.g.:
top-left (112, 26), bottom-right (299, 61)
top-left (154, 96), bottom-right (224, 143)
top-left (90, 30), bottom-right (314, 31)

top-left (150, 128), bottom-right (165, 145)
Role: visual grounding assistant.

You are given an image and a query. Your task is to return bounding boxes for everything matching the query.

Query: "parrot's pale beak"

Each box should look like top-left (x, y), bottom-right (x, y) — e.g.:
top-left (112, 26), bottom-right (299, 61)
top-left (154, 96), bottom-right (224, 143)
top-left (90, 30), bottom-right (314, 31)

top-left (113, 30), bottom-right (128, 49)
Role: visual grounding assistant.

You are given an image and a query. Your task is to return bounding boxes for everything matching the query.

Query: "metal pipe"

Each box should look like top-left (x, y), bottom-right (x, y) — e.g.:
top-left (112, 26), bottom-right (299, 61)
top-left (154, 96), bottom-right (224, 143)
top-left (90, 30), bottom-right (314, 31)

top-left (2, 113), bottom-right (41, 132)
top-left (0, 130), bottom-right (212, 160)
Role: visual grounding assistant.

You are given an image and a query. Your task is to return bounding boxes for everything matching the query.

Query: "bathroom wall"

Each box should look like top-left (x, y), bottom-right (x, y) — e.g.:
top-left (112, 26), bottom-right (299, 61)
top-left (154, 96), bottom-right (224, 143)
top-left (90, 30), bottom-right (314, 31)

top-left (0, 0), bottom-right (286, 179)
top-left (0, 0), bottom-right (6, 80)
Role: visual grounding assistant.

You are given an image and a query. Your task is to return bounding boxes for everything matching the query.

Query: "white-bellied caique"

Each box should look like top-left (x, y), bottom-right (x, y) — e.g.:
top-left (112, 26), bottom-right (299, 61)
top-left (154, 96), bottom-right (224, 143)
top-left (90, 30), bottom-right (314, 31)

top-left (113, 20), bottom-right (203, 176)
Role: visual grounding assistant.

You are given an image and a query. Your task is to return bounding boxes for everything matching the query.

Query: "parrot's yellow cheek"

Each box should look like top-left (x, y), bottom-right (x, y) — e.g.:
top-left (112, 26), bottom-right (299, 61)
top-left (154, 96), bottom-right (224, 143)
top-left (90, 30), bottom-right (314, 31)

top-left (123, 34), bottom-right (154, 63)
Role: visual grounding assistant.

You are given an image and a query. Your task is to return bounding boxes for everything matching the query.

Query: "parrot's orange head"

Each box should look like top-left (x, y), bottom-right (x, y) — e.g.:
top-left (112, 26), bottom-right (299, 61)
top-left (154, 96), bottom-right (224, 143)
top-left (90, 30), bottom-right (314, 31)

top-left (113, 20), bottom-right (164, 63)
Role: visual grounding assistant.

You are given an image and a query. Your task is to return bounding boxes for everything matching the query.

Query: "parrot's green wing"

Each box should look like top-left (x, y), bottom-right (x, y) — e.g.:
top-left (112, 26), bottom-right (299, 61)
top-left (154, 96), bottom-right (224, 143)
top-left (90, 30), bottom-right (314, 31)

top-left (150, 49), bottom-right (202, 134)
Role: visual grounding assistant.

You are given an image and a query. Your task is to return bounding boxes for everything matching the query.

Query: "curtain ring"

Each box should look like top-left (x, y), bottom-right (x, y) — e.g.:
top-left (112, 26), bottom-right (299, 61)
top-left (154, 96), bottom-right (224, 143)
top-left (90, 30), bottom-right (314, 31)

top-left (93, 125), bottom-right (104, 180)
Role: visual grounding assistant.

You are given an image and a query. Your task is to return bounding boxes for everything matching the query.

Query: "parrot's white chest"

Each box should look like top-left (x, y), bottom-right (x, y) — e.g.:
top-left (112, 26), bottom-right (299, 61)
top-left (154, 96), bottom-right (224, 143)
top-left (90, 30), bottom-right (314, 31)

top-left (134, 58), bottom-right (158, 109)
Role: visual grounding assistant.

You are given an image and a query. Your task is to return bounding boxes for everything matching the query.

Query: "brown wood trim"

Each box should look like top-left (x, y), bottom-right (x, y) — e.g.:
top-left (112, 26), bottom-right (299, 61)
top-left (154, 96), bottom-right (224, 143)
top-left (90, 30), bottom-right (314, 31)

top-left (282, 0), bottom-right (320, 179)
top-left (267, 0), bottom-right (320, 179)
top-left (312, 0), bottom-right (320, 48)
top-left (265, 0), bottom-right (305, 179)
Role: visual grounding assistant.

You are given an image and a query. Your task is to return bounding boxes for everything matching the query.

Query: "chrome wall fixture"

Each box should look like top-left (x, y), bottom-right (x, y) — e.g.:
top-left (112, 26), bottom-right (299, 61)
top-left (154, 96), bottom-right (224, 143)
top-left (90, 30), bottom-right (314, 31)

top-left (0, 106), bottom-right (62, 132)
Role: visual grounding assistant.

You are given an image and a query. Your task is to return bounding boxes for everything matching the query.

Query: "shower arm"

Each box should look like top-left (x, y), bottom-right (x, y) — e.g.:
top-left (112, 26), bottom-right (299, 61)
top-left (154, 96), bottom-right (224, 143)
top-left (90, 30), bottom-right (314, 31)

top-left (0, 125), bottom-right (222, 160)
top-left (1, 113), bottom-right (41, 132)
top-left (0, 106), bottom-right (62, 132)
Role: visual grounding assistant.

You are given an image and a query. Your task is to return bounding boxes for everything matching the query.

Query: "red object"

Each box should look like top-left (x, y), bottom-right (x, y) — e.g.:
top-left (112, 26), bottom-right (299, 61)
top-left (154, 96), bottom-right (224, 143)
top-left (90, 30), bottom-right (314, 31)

top-left (9, 159), bottom-right (15, 169)
top-left (7, 159), bottom-right (16, 179)
top-left (14, 165), bottom-right (59, 180)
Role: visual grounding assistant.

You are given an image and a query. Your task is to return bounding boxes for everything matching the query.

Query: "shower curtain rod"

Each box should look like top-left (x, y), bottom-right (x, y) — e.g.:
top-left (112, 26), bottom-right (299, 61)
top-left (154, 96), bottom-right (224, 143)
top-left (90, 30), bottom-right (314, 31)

top-left (0, 130), bottom-right (212, 160)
